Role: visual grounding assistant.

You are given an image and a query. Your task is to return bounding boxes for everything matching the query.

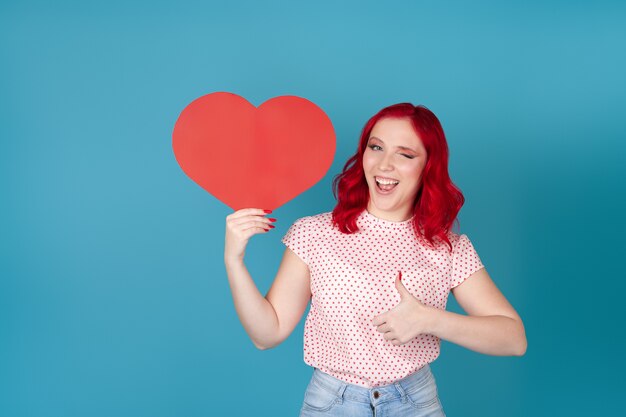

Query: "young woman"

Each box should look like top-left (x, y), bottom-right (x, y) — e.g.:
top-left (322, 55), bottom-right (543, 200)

top-left (224, 103), bottom-right (527, 416)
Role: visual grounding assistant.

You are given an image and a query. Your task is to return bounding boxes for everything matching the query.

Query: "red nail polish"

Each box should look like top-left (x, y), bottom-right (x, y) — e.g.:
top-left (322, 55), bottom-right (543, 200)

top-left (268, 225), bottom-right (275, 229)
top-left (264, 209), bottom-right (272, 214)
top-left (398, 271), bottom-right (402, 280)
top-left (268, 218), bottom-right (277, 222)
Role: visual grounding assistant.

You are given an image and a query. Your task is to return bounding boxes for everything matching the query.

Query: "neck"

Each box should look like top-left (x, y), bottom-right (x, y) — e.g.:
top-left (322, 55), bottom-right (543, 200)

top-left (366, 203), bottom-right (413, 222)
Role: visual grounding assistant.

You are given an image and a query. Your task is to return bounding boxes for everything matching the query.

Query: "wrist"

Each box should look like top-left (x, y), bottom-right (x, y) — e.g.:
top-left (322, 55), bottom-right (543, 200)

top-left (425, 306), bottom-right (444, 336)
top-left (224, 255), bottom-right (244, 268)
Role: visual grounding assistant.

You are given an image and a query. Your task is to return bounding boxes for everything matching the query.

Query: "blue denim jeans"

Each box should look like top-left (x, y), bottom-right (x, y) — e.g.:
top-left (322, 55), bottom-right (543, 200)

top-left (299, 364), bottom-right (446, 417)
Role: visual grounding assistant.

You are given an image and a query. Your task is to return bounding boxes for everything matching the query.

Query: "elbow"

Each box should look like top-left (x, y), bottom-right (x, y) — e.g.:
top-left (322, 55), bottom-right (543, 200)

top-left (253, 339), bottom-right (278, 351)
top-left (513, 321), bottom-right (527, 356)
top-left (254, 341), bottom-right (271, 350)
top-left (518, 334), bottom-right (528, 356)
top-left (516, 336), bottom-right (528, 356)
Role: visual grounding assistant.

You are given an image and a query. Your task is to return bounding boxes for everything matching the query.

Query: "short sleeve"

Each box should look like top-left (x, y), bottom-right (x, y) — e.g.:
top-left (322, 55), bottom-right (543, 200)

top-left (450, 234), bottom-right (485, 290)
top-left (281, 218), bottom-right (311, 266)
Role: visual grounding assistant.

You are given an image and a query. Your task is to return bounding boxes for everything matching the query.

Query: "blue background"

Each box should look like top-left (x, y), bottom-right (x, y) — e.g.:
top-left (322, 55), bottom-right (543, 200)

top-left (2, 1), bottom-right (625, 416)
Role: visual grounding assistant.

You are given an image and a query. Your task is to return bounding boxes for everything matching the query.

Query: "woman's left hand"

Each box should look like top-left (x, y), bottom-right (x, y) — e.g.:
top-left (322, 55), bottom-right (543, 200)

top-left (372, 271), bottom-right (437, 346)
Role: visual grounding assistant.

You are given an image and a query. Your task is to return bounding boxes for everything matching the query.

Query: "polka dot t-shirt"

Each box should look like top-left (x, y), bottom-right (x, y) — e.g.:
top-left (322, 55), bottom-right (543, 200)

top-left (281, 209), bottom-right (485, 388)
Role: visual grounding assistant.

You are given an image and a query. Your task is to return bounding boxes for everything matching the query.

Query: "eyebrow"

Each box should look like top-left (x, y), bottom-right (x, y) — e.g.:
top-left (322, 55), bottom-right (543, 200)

top-left (368, 136), bottom-right (418, 153)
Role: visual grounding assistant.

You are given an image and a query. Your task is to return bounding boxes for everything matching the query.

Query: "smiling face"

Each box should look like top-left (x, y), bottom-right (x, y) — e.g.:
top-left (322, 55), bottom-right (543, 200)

top-left (362, 117), bottom-right (428, 222)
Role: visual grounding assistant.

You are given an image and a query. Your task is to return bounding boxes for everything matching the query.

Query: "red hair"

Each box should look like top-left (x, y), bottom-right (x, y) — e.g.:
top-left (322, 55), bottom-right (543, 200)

top-left (331, 103), bottom-right (464, 252)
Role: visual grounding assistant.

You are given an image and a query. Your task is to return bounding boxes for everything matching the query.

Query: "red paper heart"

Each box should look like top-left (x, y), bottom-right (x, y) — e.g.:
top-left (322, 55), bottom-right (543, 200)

top-left (172, 92), bottom-right (336, 210)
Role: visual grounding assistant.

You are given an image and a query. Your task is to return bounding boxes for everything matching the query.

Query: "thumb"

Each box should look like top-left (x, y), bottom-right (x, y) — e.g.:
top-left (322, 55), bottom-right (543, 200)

top-left (395, 270), bottom-right (410, 298)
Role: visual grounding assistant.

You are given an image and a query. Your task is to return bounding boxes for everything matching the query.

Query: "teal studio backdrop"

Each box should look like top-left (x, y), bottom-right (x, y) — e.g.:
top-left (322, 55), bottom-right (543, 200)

top-left (1, 1), bottom-right (625, 416)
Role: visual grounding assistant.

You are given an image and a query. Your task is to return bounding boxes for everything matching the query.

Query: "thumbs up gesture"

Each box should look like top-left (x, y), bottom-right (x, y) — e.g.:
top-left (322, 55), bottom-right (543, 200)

top-left (372, 271), bottom-right (436, 346)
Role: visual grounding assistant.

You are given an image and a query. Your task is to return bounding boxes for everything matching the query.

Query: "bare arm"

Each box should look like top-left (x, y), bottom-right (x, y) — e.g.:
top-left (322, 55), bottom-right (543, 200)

top-left (224, 257), bottom-right (279, 350)
top-left (224, 208), bottom-right (311, 350)
top-left (428, 267), bottom-right (527, 356)
top-left (225, 247), bottom-right (311, 350)
top-left (263, 247), bottom-right (311, 348)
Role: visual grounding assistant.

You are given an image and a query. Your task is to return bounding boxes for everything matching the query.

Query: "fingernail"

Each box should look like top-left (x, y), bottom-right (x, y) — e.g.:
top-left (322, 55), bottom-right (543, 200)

top-left (268, 218), bottom-right (277, 222)
top-left (398, 271), bottom-right (402, 280)
top-left (268, 225), bottom-right (275, 229)
top-left (264, 209), bottom-right (272, 214)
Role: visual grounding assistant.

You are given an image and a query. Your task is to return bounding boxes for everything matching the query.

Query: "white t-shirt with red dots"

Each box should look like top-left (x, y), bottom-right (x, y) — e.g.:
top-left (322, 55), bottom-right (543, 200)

top-left (281, 209), bottom-right (485, 388)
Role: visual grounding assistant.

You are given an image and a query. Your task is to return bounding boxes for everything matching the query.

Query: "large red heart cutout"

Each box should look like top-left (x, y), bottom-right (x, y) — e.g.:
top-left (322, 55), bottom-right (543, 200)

top-left (172, 92), bottom-right (336, 211)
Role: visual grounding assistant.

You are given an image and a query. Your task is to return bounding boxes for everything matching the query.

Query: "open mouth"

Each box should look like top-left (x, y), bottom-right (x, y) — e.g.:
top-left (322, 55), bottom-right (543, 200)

top-left (375, 177), bottom-right (399, 192)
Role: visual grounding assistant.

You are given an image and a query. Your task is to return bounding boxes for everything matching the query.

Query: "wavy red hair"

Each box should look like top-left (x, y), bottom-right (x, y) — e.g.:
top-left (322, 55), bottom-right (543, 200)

top-left (331, 103), bottom-right (464, 252)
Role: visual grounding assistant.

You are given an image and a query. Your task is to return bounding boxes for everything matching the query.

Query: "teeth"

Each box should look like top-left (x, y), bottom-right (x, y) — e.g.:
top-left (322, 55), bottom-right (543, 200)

top-left (376, 177), bottom-right (399, 185)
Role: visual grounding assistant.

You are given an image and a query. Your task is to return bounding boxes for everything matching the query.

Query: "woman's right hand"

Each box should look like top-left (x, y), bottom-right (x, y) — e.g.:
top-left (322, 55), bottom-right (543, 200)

top-left (224, 208), bottom-right (276, 264)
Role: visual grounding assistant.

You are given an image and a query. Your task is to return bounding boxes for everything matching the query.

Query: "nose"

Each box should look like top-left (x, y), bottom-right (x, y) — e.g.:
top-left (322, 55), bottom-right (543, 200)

top-left (378, 153), bottom-right (394, 171)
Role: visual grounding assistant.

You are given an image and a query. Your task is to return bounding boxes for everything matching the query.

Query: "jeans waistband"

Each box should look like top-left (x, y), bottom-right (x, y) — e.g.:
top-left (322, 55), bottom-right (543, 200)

top-left (311, 364), bottom-right (433, 403)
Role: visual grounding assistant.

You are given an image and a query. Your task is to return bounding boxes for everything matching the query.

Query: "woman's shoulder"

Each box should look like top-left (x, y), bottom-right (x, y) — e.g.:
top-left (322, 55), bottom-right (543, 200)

top-left (420, 229), bottom-right (465, 251)
top-left (445, 230), bottom-right (463, 241)
top-left (290, 211), bottom-right (334, 230)
top-left (441, 230), bottom-right (477, 251)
